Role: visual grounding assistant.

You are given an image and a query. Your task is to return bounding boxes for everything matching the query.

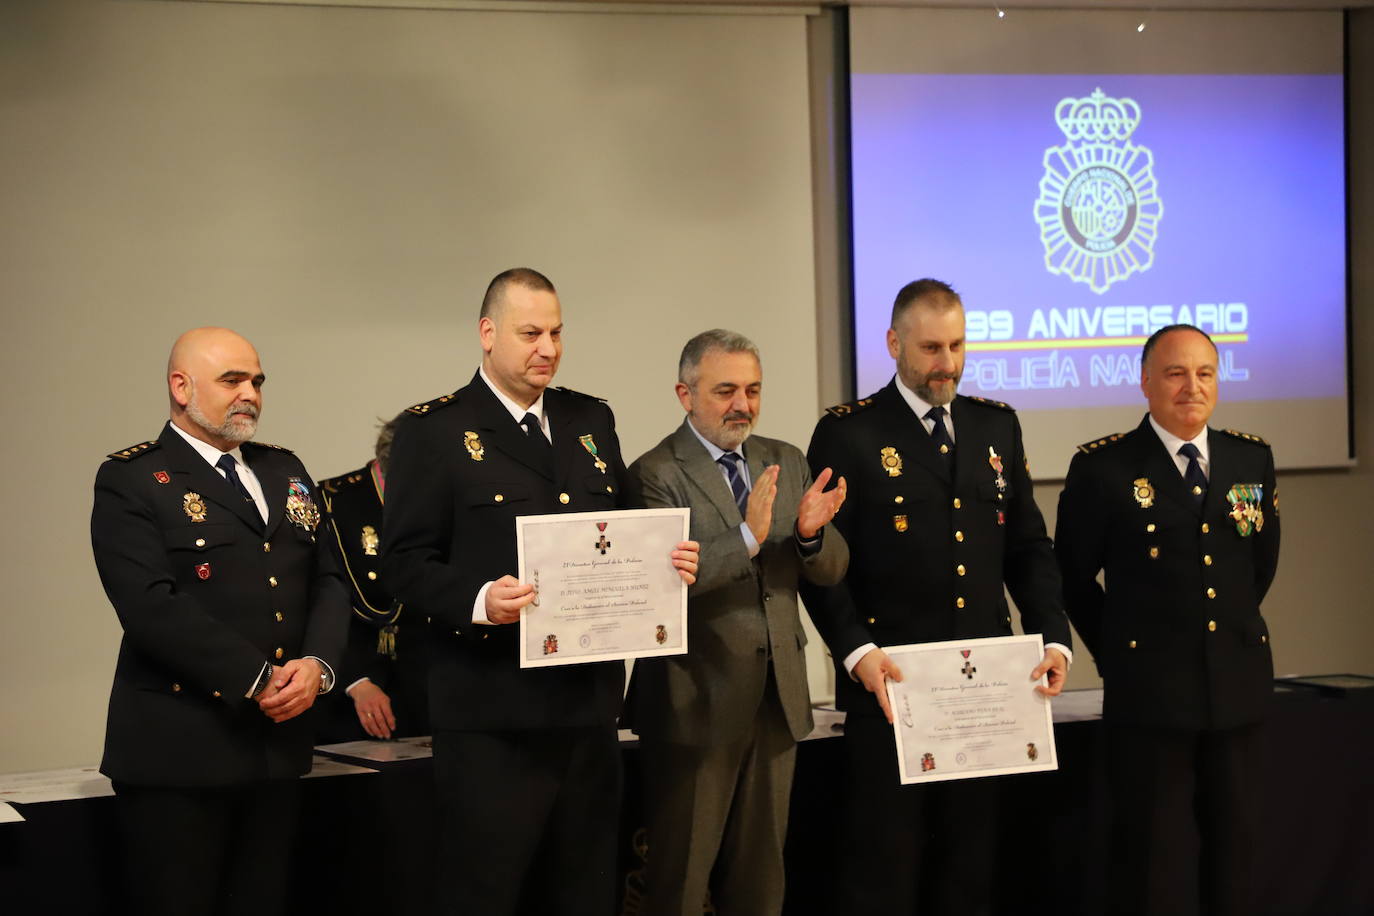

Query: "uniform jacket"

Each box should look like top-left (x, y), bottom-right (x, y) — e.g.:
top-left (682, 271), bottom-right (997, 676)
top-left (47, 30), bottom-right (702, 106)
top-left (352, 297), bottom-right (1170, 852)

top-left (1055, 416), bottom-right (1280, 730)
top-left (381, 371), bottom-right (628, 731)
top-left (91, 423), bottom-right (349, 787)
top-left (316, 463), bottom-right (430, 740)
top-left (624, 421), bottom-right (848, 747)
top-left (801, 380), bottom-right (1071, 718)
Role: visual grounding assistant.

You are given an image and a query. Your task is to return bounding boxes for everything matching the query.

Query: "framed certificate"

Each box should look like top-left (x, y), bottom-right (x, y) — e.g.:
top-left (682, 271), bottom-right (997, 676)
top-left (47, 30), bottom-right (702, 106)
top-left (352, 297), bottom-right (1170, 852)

top-left (516, 507), bottom-right (690, 668)
top-left (884, 634), bottom-right (1057, 784)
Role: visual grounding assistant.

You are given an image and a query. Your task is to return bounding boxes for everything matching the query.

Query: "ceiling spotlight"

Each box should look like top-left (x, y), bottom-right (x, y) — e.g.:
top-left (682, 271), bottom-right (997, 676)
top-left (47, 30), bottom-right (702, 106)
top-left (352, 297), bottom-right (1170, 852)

top-left (1136, 21), bottom-right (1147, 32)
top-left (996, 6), bottom-right (1006, 19)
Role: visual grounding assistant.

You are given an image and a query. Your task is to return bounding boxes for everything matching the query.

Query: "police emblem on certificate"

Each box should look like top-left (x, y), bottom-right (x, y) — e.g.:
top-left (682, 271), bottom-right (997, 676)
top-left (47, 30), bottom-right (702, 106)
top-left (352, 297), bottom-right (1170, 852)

top-left (516, 507), bottom-right (690, 668)
top-left (885, 634), bottom-right (1057, 784)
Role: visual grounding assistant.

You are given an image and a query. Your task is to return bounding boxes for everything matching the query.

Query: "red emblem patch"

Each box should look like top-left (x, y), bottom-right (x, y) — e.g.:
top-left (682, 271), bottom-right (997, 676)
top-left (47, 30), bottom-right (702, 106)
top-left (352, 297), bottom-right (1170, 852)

top-left (195, 563), bottom-right (211, 580)
top-left (153, 471), bottom-right (170, 484)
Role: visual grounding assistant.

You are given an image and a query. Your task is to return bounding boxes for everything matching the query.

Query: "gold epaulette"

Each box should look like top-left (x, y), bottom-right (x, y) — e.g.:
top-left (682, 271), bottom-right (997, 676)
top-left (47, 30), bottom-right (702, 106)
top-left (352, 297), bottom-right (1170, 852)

top-left (246, 440), bottom-right (294, 453)
top-left (406, 391), bottom-right (460, 416)
top-left (824, 397), bottom-right (875, 418)
top-left (965, 395), bottom-right (1014, 412)
top-left (319, 470), bottom-right (368, 494)
top-left (1077, 433), bottom-right (1126, 454)
top-left (1221, 428), bottom-right (1271, 447)
top-left (553, 386), bottom-right (607, 404)
top-left (107, 440), bottom-right (159, 461)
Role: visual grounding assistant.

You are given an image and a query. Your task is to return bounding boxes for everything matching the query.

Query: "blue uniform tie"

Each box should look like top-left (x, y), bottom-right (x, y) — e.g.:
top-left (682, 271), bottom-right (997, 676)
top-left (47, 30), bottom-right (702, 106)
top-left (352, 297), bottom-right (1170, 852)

top-left (1178, 442), bottom-right (1207, 507)
top-left (926, 406), bottom-right (955, 468)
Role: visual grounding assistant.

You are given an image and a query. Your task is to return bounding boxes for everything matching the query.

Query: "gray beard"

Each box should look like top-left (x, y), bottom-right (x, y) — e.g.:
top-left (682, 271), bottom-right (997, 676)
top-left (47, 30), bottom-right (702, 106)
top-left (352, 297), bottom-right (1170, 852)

top-left (187, 396), bottom-right (258, 444)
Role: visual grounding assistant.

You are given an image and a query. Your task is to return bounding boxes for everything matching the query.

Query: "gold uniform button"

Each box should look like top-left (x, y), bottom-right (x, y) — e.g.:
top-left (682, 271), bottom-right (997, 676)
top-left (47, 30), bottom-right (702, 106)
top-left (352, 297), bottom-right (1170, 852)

top-left (1192, 485), bottom-right (1203, 496)
top-left (867, 616), bottom-right (876, 625)
top-left (953, 498), bottom-right (962, 509)
top-left (1203, 555), bottom-right (1213, 566)
top-left (171, 683), bottom-right (182, 693)
top-left (559, 493), bottom-right (571, 504)
top-left (1149, 547), bottom-right (1159, 559)
top-left (1207, 587), bottom-right (1217, 599)
top-left (895, 495), bottom-right (904, 504)
top-left (263, 542), bottom-right (271, 552)
top-left (956, 597), bottom-right (965, 609)
top-left (275, 647), bottom-right (284, 659)
top-left (1261, 634), bottom-right (1268, 644)
top-left (956, 564), bottom-right (966, 576)
top-left (269, 576), bottom-right (278, 587)
top-left (1128, 640), bottom-right (1137, 649)
top-left (1201, 523), bottom-right (1210, 534)
top-left (1146, 523), bottom-right (1156, 533)
top-left (606, 486), bottom-right (613, 494)
top-left (939, 444), bottom-right (949, 455)
top-left (274, 612), bottom-right (283, 622)
top-left (1207, 620), bottom-right (1217, 632)
top-left (494, 494), bottom-right (504, 503)
top-left (212, 690), bottom-right (222, 698)
top-left (367, 571), bottom-right (378, 581)
top-left (194, 538), bottom-right (206, 548)
top-left (955, 530), bottom-right (964, 542)
top-left (481, 632), bottom-right (489, 640)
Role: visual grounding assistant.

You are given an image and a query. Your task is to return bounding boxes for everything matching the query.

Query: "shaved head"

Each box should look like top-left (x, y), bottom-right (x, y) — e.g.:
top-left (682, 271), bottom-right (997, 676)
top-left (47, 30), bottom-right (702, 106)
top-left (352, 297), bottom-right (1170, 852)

top-left (167, 327), bottom-right (266, 451)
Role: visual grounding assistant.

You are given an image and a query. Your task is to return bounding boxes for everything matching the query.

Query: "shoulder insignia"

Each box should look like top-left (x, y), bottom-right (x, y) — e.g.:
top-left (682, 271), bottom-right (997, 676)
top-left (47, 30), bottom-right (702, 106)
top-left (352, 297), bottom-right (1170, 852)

top-left (553, 386), bottom-right (607, 404)
top-left (1077, 433), bottom-right (1127, 454)
top-left (318, 469), bottom-right (367, 494)
top-left (107, 440), bottom-right (159, 461)
top-left (244, 440), bottom-right (294, 454)
top-left (964, 395), bottom-right (1015, 412)
top-left (824, 397), bottom-right (875, 418)
top-left (406, 391), bottom-right (460, 416)
top-left (1221, 428), bottom-right (1271, 447)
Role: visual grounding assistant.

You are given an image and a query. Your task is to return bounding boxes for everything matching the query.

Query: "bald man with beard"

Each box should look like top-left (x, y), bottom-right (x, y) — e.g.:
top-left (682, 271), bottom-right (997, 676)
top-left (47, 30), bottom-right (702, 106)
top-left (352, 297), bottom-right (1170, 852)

top-left (91, 327), bottom-right (349, 916)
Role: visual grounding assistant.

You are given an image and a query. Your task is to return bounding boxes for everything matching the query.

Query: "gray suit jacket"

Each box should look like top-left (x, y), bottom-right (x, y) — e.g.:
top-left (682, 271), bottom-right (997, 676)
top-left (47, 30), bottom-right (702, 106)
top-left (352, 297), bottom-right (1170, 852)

top-left (625, 420), bottom-right (848, 747)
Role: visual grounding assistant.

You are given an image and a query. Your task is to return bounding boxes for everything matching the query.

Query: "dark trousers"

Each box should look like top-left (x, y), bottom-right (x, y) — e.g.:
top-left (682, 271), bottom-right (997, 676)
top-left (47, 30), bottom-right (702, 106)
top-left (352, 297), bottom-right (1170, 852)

top-left (113, 779), bottom-right (300, 916)
top-left (1107, 722), bottom-right (1263, 916)
top-left (432, 726), bottom-right (621, 916)
top-left (838, 713), bottom-right (999, 915)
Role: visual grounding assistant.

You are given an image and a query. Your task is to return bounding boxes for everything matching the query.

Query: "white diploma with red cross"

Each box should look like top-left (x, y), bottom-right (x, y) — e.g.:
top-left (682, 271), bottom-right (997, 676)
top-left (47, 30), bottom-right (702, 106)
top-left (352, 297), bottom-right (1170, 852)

top-left (884, 634), bottom-right (1058, 784)
top-left (516, 507), bottom-right (690, 668)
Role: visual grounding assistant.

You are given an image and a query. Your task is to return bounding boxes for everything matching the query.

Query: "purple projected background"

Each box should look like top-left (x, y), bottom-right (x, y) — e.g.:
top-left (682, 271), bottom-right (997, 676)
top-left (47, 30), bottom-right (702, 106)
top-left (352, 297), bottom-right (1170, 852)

top-left (850, 74), bottom-right (1347, 408)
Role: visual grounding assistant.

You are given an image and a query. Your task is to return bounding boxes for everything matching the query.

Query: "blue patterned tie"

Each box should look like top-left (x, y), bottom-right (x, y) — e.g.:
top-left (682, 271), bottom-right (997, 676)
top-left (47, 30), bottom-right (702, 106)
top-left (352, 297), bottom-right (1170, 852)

top-left (717, 452), bottom-right (749, 515)
top-left (1178, 442), bottom-right (1207, 507)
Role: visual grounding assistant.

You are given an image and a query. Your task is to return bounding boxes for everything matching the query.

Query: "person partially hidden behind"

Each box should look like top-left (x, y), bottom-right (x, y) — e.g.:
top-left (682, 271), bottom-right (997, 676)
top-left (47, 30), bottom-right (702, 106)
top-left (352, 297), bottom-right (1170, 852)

top-left (315, 414), bottom-right (430, 742)
top-left (91, 327), bottom-right (349, 916)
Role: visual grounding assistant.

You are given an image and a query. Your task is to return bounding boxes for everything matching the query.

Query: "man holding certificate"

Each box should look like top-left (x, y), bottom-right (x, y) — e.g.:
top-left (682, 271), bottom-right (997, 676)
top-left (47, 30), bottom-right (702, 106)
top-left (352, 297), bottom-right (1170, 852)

top-left (381, 268), bottom-right (699, 916)
top-left (624, 330), bottom-right (849, 916)
top-left (801, 279), bottom-right (1072, 915)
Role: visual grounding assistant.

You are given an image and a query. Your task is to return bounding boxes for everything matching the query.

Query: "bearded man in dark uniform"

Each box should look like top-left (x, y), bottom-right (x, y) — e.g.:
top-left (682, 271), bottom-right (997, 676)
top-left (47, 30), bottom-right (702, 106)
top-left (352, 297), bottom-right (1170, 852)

top-left (381, 268), bottom-right (699, 916)
top-left (801, 278), bottom-right (1071, 916)
top-left (91, 326), bottom-right (349, 916)
top-left (1056, 324), bottom-right (1280, 916)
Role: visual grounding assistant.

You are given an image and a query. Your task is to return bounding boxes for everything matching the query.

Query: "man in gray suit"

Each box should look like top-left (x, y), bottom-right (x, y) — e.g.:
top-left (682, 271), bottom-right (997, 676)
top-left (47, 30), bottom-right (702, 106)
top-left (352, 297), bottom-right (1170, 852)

top-left (625, 329), bottom-right (849, 916)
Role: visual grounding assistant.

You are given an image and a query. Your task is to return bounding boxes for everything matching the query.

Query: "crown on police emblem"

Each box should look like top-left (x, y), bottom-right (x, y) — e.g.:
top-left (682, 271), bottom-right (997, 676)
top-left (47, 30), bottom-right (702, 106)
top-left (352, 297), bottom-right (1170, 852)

top-left (1054, 89), bottom-right (1142, 143)
top-left (1034, 87), bottom-right (1163, 295)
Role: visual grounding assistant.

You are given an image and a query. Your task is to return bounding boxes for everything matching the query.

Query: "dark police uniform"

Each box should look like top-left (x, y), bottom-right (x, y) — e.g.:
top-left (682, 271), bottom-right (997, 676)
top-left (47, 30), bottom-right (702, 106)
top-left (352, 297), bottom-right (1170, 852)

top-left (315, 463), bottom-right (430, 742)
top-left (381, 370), bottom-right (627, 916)
top-left (801, 379), bottom-right (1071, 915)
top-left (91, 422), bottom-right (349, 916)
top-left (1055, 416), bottom-right (1280, 916)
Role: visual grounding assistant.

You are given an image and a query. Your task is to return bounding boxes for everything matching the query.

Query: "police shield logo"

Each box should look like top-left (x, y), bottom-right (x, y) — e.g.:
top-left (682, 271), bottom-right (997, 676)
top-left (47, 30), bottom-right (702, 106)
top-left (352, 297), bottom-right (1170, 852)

top-left (1034, 88), bottom-right (1163, 294)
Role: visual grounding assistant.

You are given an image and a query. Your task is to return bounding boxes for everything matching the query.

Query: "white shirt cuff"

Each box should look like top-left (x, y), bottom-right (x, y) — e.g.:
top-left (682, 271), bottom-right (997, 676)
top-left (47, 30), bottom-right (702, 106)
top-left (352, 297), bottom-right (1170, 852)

top-left (345, 677), bottom-right (371, 696)
top-left (473, 581), bottom-right (496, 625)
top-left (843, 642), bottom-right (879, 679)
top-left (1045, 642), bottom-right (1073, 667)
top-left (739, 522), bottom-right (760, 559)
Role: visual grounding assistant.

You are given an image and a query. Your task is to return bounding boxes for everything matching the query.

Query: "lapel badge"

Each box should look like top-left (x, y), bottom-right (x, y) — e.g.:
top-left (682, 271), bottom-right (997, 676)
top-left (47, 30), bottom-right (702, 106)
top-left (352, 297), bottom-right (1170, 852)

top-left (464, 431), bottom-right (485, 462)
top-left (988, 447), bottom-right (1007, 492)
top-left (579, 434), bottom-right (608, 473)
top-left (893, 514), bottom-right (908, 533)
top-left (1132, 478), bottom-right (1155, 509)
top-left (361, 524), bottom-right (379, 556)
top-left (183, 492), bottom-right (208, 523)
top-left (194, 562), bottom-right (211, 580)
top-left (880, 446), bottom-right (903, 478)
top-left (1226, 483), bottom-right (1264, 537)
top-left (153, 470), bottom-right (170, 484)
top-left (285, 478), bottom-right (321, 532)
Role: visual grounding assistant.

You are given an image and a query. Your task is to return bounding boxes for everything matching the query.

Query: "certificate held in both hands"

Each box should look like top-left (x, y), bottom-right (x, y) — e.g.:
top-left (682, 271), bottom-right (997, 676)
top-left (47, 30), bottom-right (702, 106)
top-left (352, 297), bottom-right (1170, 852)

top-left (517, 507), bottom-right (690, 668)
top-left (885, 634), bottom-right (1058, 784)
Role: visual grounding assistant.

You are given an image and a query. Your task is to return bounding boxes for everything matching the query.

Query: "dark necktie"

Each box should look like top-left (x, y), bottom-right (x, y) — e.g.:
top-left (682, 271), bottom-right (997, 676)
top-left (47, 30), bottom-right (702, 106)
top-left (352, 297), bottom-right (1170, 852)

top-left (717, 452), bottom-right (749, 515)
top-left (1178, 442), bottom-right (1207, 507)
top-left (926, 406), bottom-right (955, 467)
top-left (216, 454), bottom-right (262, 527)
top-left (521, 412), bottom-right (550, 450)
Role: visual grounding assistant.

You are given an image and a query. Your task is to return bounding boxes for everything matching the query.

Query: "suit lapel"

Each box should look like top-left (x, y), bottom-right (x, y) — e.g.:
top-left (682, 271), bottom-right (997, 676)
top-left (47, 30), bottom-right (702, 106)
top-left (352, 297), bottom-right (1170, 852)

top-left (471, 373), bottom-right (555, 481)
top-left (876, 382), bottom-right (950, 486)
top-left (548, 389), bottom-right (610, 488)
top-left (158, 424), bottom-right (267, 532)
top-left (671, 420), bottom-right (744, 526)
top-left (246, 449), bottom-right (288, 536)
top-left (950, 397), bottom-right (981, 488)
top-left (1202, 426), bottom-right (1236, 521)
